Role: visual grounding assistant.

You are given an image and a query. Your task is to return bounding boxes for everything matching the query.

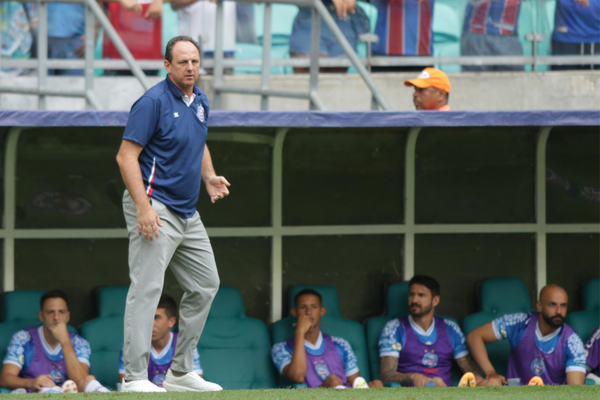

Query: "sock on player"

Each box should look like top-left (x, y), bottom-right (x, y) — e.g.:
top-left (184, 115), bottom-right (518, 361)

top-left (85, 379), bottom-right (110, 393)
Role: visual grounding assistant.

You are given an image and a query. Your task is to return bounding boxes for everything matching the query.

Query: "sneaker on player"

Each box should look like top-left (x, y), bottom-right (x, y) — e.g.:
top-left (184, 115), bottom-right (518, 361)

top-left (162, 370), bottom-right (223, 392)
top-left (121, 379), bottom-right (167, 392)
top-left (528, 376), bottom-right (544, 386)
top-left (458, 372), bottom-right (476, 387)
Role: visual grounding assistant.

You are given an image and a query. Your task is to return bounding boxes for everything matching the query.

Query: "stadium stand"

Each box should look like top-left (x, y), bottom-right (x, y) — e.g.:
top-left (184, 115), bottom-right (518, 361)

top-left (518, 0), bottom-right (556, 72)
top-left (198, 286), bottom-right (276, 389)
top-left (271, 285), bottom-right (371, 384)
top-left (433, 1), bottom-right (462, 73)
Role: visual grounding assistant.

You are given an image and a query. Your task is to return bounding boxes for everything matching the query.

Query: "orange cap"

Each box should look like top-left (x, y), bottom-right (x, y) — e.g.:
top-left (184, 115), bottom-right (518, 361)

top-left (404, 68), bottom-right (451, 93)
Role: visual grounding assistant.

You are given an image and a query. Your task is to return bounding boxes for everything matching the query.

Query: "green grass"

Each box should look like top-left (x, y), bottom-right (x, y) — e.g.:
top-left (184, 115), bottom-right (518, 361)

top-left (1, 386), bottom-right (599, 400)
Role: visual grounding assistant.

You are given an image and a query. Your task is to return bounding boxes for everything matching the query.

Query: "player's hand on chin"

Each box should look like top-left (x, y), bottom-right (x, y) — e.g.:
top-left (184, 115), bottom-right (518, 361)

top-left (48, 322), bottom-right (70, 344)
top-left (206, 176), bottom-right (231, 203)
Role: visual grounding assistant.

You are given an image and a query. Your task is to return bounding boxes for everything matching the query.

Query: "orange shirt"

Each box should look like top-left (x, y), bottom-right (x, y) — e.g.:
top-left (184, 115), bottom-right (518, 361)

top-left (438, 104), bottom-right (450, 111)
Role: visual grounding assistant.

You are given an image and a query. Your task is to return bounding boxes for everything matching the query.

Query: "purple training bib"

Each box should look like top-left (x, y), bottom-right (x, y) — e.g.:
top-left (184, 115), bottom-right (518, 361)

top-left (148, 332), bottom-right (178, 387)
top-left (21, 327), bottom-right (70, 391)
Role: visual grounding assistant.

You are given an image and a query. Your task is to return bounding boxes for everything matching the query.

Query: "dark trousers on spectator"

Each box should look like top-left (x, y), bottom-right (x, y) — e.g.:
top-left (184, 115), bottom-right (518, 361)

top-left (461, 31), bottom-right (524, 72)
top-left (551, 41), bottom-right (600, 70)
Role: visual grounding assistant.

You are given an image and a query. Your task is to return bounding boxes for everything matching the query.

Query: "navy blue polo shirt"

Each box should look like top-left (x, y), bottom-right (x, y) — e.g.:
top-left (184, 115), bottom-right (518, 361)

top-left (122, 76), bottom-right (210, 218)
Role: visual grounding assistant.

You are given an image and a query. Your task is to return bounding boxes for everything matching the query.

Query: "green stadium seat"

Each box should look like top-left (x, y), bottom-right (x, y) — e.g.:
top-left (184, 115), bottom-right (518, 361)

top-left (566, 310), bottom-right (599, 344)
top-left (97, 286), bottom-right (129, 317)
top-left (271, 285), bottom-right (371, 384)
top-left (462, 311), bottom-right (510, 377)
top-left (198, 286), bottom-right (276, 389)
top-left (357, 1), bottom-right (378, 35)
top-left (254, 3), bottom-right (298, 46)
top-left (3, 290), bottom-right (46, 322)
top-left (518, 0), bottom-right (555, 72)
top-left (583, 278), bottom-right (599, 311)
top-left (433, 3), bottom-right (461, 43)
top-left (234, 43), bottom-right (291, 75)
top-left (80, 315), bottom-right (124, 390)
top-left (480, 277), bottom-right (531, 315)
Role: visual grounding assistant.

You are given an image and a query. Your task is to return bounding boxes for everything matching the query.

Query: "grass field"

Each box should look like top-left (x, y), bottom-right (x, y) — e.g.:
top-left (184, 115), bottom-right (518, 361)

top-left (1, 386), bottom-right (599, 400)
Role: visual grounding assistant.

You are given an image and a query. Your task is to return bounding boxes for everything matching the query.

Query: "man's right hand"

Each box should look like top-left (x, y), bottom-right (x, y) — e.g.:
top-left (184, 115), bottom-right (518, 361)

top-left (410, 373), bottom-right (426, 387)
top-left (479, 372), bottom-right (507, 386)
top-left (120, 0), bottom-right (143, 13)
top-left (322, 374), bottom-right (344, 388)
top-left (137, 203), bottom-right (163, 241)
top-left (293, 315), bottom-right (312, 337)
top-left (28, 375), bottom-right (55, 391)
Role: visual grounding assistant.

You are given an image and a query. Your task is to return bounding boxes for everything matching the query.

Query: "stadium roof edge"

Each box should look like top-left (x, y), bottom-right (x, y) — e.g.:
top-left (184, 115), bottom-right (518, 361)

top-left (0, 110), bottom-right (598, 128)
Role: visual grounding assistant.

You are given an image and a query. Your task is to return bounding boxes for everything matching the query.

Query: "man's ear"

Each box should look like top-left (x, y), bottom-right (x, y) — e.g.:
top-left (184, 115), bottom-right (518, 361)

top-left (320, 307), bottom-right (326, 317)
top-left (168, 317), bottom-right (177, 329)
top-left (432, 296), bottom-right (440, 308)
top-left (38, 311), bottom-right (43, 323)
top-left (65, 311), bottom-right (70, 324)
top-left (535, 301), bottom-right (542, 312)
top-left (164, 60), bottom-right (171, 73)
top-left (291, 308), bottom-right (298, 318)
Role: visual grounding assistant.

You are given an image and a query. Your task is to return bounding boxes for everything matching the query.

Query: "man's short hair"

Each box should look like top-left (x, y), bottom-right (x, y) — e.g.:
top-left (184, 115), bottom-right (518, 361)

top-left (40, 290), bottom-right (69, 310)
top-left (293, 289), bottom-right (322, 307)
top-left (409, 275), bottom-right (440, 298)
top-left (165, 36), bottom-right (200, 63)
top-left (157, 294), bottom-right (178, 319)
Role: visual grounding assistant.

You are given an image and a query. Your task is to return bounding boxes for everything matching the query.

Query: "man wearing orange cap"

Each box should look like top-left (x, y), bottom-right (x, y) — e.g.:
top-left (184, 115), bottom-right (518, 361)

top-left (404, 68), bottom-right (451, 111)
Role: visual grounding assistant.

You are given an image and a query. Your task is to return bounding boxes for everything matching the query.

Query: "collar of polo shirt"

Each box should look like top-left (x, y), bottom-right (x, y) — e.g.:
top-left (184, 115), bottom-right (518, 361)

top-left (166, 75), bottom-right (201, 107)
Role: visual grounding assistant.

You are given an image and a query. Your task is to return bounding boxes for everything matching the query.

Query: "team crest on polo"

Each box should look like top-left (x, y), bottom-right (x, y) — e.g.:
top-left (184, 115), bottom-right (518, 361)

top-left (422, 352), bottom-right (438, 368)
top-left (314, 363), bottom-right (329, 380)
top-left (531, 358), bottom-right (546, 376)
top-left (153, 373), bottom-right (166, 387)
top-left (50, 366), bottom-right (64, 384)
top-left (197, 104), bottom-right (205, 122)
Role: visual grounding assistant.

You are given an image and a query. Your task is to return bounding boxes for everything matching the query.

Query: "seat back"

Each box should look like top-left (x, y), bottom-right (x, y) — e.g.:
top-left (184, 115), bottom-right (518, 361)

top-left (462, 312), bottom-right (510, 376)
top-left (566, 310), bottom-right (600, 344)
top-left (583, 278), bottom-right (599, 311)
top-left (386, 282), bottom-right (410, 318)
top-left (3, 290), bottom-right (45, 322)
top-left (480, 278), bottom-right (531, 315)
top-left (97, 286), bottom-right (129, 317)
top-left (80, 315), bottom-right (124, 390)
top-left (288, 285), bottom-right (342, 318)
top-left (253, 3), bottom-right (298, 45)
top-left (365, 315), bottom-right (393, 380)
top-left (199, 287), bottom-right (276, 389)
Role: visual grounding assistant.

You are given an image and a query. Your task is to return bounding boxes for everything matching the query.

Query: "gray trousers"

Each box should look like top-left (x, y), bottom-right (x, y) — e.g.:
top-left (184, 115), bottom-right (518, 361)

top-left (122, 190), bottom-right (220, 381)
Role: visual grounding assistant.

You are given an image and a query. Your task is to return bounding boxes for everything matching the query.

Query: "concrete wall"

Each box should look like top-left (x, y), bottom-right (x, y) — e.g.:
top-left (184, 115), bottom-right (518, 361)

top-left (1, 71), bottom-right (599, 111)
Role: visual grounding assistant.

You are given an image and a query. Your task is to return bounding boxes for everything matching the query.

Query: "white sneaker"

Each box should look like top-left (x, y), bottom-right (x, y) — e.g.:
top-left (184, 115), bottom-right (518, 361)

top-left (162, 370), bottom-right (223, 392)
top-left (121, 379), bottom-right (167, 392)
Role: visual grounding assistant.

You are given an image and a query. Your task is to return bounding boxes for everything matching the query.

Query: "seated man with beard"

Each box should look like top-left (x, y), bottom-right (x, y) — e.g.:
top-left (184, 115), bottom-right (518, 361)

top-left (467, 284), bottom-right (586, 386)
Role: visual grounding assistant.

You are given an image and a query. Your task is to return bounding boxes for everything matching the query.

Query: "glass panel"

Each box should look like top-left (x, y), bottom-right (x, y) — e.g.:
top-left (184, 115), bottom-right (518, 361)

top-left (547, 234), bottom-right (599, 312)
top-left (416, 127), bottom-right (537, 223)
top-left (546, 127), bottom-right (600, 224)
top-left (415, 234), bottom-right (536, 322)
top-left (283, 235), bottom-right (404, 321)
top-left (283, 128), bottom-right (406, 226)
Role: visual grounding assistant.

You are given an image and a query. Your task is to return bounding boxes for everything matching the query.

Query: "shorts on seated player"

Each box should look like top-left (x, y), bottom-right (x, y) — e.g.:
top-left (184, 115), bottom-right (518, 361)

top-left (118, 294), bottom-right (214, 389)
top-left (379, 275), bottom-right (482, 387)
top-left (271, 289), bottom-right (383, 389)
top-left (467, 284), bottom-right (586, 386)
top-left (0, 290), bottom-right (109, 393)
top-left (584, 327), bottom-right (600, 384)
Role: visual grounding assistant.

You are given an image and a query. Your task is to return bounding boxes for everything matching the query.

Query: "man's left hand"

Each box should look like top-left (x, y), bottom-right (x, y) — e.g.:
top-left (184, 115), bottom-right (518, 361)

top-left (206, 176), bottom-right (231, 203)
top-left (145, 0), bottom-right (164, 20)
top-left (48, 323), bottom-right (70, 345)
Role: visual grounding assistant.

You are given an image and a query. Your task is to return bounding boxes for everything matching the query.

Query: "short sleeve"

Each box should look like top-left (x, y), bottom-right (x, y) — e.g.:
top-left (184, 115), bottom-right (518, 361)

top-left (193, 348), bottom-right (203, 375)
top-left (3, 330), bottom-right (31, 369)
top-left (379, 319), bottom-right (405, 358)
top-left (71, 335), bottom-right (91, 366)
top-left (332, 337), bottom-right (359, 376)
top-left (491, 312), bottom-right (530, 349)
top-left (272, 342), bottom-right (293, 374)
top-left (586, 328), bottom-right (600, 373)
top-left (118, 347), bottom-right (125, 374)
top-left (122, 96), bottom-right (160, 147)
top-left (565, 332), bottom-right (587, 374)
top-left (444, 319), bottom-right (469, 359)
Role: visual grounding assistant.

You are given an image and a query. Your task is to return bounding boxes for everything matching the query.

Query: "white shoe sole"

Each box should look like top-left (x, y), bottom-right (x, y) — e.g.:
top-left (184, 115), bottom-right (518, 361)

top-left (162, 381), bottom-right (221, 392)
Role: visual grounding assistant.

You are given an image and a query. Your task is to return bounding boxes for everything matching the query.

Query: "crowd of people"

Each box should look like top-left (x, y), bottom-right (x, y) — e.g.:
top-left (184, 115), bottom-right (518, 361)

top-left (1, 0), bottom-right (598, 76)
top-left (0, 277), bottom-right (597, 392)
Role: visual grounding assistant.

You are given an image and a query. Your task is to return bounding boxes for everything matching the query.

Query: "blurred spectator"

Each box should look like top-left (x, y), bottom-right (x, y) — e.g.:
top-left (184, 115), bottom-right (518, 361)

top-left (290, 0), bottom-right (370, 73)
top-left (461, 0), bottom-right (524, 72)
top-left (370, 0), bottom-right (433, 72)
top-left (172, 0), bottom-right (237, 74)
top-left (404, 67), bottom-right (451, 111)
top-left (47, 3), bottom-right (86, 75)
top-left (101, 0), bottom-right (164, 76)
top-left (236, 3), bottom-right (258, 45)
top-left (551, 0), bottom-right (599, 70)
top-left (1, 2), bottom-right (38, 77)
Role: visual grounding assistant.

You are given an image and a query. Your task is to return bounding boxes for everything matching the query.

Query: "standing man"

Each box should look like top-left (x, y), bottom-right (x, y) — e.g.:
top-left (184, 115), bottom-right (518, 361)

top-left (467, 284), bottom-right (586, 386)
top-left (116, 35), bottom-right (230, 393)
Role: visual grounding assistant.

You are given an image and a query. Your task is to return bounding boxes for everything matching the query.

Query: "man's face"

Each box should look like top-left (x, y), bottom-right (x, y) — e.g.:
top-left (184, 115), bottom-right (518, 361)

top-left (412, 86), bottom-right (446, 110)
top-left (152, 308), bottom-right (176, 342)
top-left (39, 298), bottom-right (70, 328)
top-left (408, 284), bottom-right (438, 317)
top-left (292, 294), bottom-right (325, 331)
top-left (538, 288), bottom-right (568, 329)
top-left (165, 41), bottom-right (200, 89)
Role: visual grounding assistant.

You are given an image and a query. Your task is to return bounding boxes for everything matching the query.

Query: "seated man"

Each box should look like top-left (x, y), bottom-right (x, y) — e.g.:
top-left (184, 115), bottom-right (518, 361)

top-left (467, 284), bottom-right (586, 386)
top-left (379, 275), bottom-right (482, 387)
top-left (404, 68), bottom-right (451, 111)
top-left (118, 294), bottom-right (219, 390)
top-left (584, 327), bottom-right (600, 384)
top-left (0, 290), bottom-right (108, 393)
top-left (272, 289), bottom-right (382, 388)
